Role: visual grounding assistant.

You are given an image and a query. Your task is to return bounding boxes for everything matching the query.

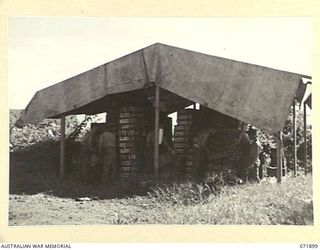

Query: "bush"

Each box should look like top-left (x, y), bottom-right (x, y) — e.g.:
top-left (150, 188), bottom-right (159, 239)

top-left (9, 110), bottom-right (99, 152)
top-left (255, 104), bottom-right (312, 172)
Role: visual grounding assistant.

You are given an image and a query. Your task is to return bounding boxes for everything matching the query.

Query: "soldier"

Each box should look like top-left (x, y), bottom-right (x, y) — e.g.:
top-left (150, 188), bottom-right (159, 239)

top-left (99, 127), bottom-right (117, 183)
top-left (193, 128), bottom-right (216, 180)
top-left (246, 127), bottom-right (261, 182)
top-left (236, 127), bottom-right (263, 182)
top-left (80, 126), bottom-right (100, 184)
top-left (258, 145), bottom-right (269, 179)
top-left (236, 129), bottom-right (251, 181)
top-left (145, 123), bottom-right (171, 174)
top-left (192, 132), bottom-right (202, 180)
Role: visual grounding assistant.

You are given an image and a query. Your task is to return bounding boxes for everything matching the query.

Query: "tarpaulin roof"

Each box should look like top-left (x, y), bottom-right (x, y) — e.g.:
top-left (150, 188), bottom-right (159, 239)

top-left (19, 43), bottom-right (310, 133)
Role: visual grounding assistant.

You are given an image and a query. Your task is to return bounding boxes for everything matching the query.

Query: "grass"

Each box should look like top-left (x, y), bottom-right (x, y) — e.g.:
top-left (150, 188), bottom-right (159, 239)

top-left (106, 174), bottom-right (312, 225)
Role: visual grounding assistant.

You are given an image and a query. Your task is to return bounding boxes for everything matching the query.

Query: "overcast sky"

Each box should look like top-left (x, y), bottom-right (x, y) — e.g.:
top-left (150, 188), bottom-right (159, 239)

top-left (8, 17), bottom-right (312, 109)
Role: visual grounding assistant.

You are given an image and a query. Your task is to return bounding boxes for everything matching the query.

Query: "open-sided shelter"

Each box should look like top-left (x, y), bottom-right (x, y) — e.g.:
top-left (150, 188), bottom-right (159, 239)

top-left (18, 43), bottom-right (311, 180)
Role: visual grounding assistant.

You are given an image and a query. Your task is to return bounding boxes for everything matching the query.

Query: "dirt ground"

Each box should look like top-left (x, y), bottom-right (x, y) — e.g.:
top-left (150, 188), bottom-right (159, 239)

top-left (9, 193), bottom-right (141, 225)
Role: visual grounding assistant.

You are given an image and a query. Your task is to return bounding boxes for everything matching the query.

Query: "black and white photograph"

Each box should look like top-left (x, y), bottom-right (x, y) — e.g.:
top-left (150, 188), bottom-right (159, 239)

top-left (7, 16), bottom-right (313, 227)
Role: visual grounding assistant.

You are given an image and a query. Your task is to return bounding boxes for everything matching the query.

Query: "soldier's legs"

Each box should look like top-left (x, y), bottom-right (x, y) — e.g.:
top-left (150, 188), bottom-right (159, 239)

top-left (145, 149), bottom-right (154, 174)
top-left (108, 149), bottom-right (117, 181)
top-left (192, 146), bottom-right (201, 179)
top-left (102, 155), bottom-right (110, 183)
top-left (237, 164), bottom-right (249, 183)
top-left (258, 162), bottom-right (266, 180)
top-left (199, 149), bottom-right (208, 179)
top-left (80, 149), bottom-right (90, 183)
top-left (248, 164), bottom-right (260, 182)
top-left (102, 148), bottom-right (117, 182)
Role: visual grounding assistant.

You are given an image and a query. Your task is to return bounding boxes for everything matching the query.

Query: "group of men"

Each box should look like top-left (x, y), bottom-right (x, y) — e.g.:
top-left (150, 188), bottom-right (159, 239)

top-left (80, 126), bottom-right (117, 184)
top-left (143, 123), bottom-right (262, 182)
top-left (79, 122), bottom-right (262, 184)
top-left (192, 126), bottom-right (262, 183)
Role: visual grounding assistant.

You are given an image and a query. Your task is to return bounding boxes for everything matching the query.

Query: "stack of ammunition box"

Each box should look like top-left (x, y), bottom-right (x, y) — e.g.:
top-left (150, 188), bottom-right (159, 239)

top-left (118, 106), bottom-right (149, 178)
top-left (173, 110), bottom-right (199, 178)
top-left (161, 116), bottom-right (173, 147)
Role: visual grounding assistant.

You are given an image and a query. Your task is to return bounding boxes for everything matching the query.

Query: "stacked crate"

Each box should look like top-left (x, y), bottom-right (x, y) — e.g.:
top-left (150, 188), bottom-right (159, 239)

top-left (161, 116), bottom-right (173, 147)
top-left (173, 110), bottom-right (199, 178)
top-left (118, 106), bottom-right (150, 178)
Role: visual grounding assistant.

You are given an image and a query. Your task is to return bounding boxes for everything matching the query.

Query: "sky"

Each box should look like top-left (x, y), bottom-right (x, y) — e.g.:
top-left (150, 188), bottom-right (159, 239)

top-left (8, 17), bottom-right (312, 110)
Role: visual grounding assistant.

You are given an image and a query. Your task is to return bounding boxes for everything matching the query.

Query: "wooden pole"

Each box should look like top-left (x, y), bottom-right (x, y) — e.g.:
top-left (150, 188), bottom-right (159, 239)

top-left (293, 98), bottom-right (297, 176)
top-left (303, 102), bottom-right (308, 175)
top-left (60, 115), bottom-right (66, 178)
top-left (276, 131), bottom-right (283, 183)
top-left (154, 86), bottom-right (160, 178)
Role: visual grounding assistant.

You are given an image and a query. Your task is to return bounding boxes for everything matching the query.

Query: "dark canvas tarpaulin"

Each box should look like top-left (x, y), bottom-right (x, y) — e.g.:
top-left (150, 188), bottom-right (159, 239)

top-left (154, 44), bottom-right (305, 133)
top-left (22, 49), bottom-right (152, 123)
top-left (20, 43), bottom-right (308, 133)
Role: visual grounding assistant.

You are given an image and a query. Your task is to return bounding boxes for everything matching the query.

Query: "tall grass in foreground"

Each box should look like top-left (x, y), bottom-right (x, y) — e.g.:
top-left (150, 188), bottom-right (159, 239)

top-left (112, 175), bottom-right (313, 225)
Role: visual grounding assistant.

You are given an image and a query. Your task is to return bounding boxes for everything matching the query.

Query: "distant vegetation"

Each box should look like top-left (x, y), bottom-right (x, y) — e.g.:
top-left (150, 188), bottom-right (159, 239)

top-left (10, 109), bottom-right (79, 150)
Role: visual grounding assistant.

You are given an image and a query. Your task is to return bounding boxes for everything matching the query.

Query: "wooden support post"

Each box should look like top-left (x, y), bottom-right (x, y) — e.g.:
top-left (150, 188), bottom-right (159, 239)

top-left (293, 98), bottom-right (297, 176)
top-left (303, 102), bottom-right (308, 175)
top-left (276, 131), bottom-right (283, 183)
top-left (154, 86), bottom-right (160, 179)
top-left (60, 115), bottom-right (66, 178)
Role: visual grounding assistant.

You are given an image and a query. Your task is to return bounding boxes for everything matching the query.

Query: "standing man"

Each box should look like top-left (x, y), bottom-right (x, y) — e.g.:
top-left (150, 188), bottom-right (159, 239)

top-left (193, 128), bottom-right (216, 180)
top-left (237, 128), bottom-right (252, 182)
top-left (145, 123), bottom-right (170, 174)
top-left (99, 127), bottom-right (117, 183)
top-left (246, 127), bottom-right (261, 182)
top-left (80, 126), bottom-right (100, 184)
